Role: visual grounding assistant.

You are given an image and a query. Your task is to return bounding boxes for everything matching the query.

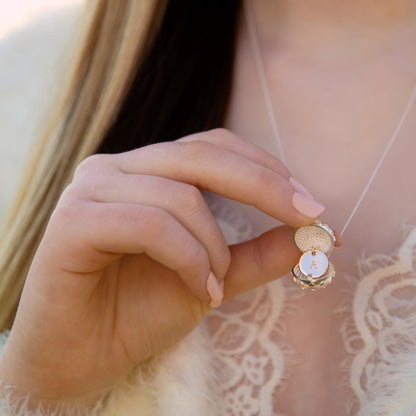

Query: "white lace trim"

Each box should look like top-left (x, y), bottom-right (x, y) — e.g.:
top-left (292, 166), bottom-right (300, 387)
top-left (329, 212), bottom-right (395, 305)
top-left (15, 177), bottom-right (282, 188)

top-left (339, 222), bottom-right (416, 416)
top-left (205, 281), bottom-right (302, 416)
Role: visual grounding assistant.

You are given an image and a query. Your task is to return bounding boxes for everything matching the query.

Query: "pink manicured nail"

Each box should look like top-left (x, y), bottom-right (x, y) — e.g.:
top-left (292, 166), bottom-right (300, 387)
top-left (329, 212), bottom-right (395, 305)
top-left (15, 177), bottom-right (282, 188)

top-left (289, 177), bottom-right (314, 200)
top-left (292, 192), bottom-right (325, 218)
top-left (206, 272), bottom-right (223, 308)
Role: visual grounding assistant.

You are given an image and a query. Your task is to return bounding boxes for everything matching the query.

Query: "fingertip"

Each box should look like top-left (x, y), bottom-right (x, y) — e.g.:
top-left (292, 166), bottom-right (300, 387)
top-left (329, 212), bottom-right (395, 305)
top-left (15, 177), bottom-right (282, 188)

top-left (333, 230), bottom-right (343, 247)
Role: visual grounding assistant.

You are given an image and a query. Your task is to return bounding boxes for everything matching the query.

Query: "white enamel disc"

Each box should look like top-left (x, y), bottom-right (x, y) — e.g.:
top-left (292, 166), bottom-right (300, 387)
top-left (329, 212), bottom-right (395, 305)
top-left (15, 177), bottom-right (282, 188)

top-left (298, 250), bottom-right (328, 278)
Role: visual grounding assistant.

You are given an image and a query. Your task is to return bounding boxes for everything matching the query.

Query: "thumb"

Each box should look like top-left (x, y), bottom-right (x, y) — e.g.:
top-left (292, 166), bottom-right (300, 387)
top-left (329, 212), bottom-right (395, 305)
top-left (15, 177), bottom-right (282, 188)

top-left (222, 225), bottom-right (342, 300)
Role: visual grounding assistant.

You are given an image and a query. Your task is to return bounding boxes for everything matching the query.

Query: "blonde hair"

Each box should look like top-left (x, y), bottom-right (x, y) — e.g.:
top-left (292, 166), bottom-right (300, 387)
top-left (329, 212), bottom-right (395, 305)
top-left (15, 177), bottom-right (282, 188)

top-left (0, 0), bottom-right (168, 331)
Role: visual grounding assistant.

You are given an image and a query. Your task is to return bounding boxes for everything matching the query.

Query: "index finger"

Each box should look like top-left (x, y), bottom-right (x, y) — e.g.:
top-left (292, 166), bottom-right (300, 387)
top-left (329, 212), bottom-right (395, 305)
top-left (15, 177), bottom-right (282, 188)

top-left (115, 132), bottom-right (325, 227)
top-left (178, 128), bottom-right (292, 180)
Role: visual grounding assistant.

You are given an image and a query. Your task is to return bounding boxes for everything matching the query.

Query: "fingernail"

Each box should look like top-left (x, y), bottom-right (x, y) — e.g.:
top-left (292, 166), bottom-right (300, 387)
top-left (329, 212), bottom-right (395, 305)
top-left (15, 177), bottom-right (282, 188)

top-left (206, 272), bottom-right (223, 308)
top-left (292, 192), bottom-right (325, 218)
top-left (289, 177), bottom-right (314, 200)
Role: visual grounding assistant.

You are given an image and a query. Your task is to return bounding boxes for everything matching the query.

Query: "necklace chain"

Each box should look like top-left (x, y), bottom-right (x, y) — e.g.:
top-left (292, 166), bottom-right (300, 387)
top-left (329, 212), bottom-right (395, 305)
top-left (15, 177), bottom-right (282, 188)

top-left (244, 0), bottom-right (416, 236)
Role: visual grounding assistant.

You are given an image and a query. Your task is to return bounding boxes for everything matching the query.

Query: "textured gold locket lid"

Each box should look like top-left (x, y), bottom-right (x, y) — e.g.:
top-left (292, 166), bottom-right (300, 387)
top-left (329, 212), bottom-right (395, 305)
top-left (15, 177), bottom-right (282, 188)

top-left (293, 220), bottom-right (335, 256)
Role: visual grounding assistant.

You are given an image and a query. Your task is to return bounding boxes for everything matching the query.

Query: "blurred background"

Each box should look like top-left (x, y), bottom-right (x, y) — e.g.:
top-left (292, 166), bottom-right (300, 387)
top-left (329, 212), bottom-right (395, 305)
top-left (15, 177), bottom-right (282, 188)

top-left (0, 0), bottom-right (84, 222)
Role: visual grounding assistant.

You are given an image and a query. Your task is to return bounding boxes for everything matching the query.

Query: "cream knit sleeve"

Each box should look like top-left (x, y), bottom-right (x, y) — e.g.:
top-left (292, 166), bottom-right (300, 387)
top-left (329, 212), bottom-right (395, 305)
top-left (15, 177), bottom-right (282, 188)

top-left (0, 324), bottom-right (219, 416)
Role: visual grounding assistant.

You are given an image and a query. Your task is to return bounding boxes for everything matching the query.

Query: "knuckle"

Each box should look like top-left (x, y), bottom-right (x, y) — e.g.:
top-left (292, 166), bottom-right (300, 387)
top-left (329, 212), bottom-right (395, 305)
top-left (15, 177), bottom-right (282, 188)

top-left (73, 154), bottom-right (109, 180)
top-left (206, 127), bottom-right (233, 139)
top-left (72, 155), bottom-right (115, 198)
top-left (52, 190), bottom-right (86, 226)
top-left (65, 176), bottom-right (99, 202)
top-left (57, 183), bottom-right (87, 211)
top-left (179, 184), bottom-right (204, 213)
top-left (256, 168), bottom-right (278, 190)
top-left (177, 128), bottom-right (231, 143)
top-left (59, 183), bottom-right (78, 202)
top-left (199, 127), bottom-right (236, 146)
top-left (142, 206), bottom-right (171, 237)
top-left (140, 141), bottom-right (173, 156)
top-left (177, 129), bottom-right (237, 157)
top-left (191, 243), bottom-right (210, 269)
top-left (178, 240), bottom-right (209, 275)
top-left (179, 139), bottom-right (212, 160)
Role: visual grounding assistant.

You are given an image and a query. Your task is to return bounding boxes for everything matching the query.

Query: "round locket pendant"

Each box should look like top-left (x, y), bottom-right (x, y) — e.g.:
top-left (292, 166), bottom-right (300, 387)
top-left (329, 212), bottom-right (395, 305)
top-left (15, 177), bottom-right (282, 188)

top-left (291, 220), bottom-right (336, 291)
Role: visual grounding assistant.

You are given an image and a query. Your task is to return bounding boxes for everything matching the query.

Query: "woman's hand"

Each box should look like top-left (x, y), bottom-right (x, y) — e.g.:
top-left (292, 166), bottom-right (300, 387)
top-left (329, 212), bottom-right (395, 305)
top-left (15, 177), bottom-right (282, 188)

top-left (0, 128), bottom-right (333, 407)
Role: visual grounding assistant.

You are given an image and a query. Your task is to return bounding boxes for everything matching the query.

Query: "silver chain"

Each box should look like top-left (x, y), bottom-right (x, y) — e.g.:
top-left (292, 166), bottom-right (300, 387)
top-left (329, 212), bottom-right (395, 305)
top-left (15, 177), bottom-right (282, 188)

top-left (244, 0), bottom-right (416, 236)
